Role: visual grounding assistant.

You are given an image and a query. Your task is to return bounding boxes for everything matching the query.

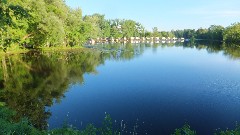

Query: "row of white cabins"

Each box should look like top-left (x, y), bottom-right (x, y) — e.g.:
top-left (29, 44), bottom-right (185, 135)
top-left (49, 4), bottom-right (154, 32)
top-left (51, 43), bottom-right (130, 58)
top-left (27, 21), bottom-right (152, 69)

top-left (88, 37), bottom-right (185, 44)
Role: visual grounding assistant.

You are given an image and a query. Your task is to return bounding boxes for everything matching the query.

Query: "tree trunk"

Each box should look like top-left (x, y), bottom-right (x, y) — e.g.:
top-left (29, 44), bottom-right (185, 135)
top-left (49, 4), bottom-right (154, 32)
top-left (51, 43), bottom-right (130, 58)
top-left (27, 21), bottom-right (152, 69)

top-left (2, 56), bottom-right (8, 82)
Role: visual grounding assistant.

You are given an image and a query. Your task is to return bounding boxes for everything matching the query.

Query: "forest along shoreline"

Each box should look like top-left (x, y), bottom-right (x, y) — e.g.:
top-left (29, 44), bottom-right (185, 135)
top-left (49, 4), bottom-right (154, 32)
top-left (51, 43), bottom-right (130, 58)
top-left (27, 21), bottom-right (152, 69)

top-left (1, 0), bottom-right (240, 134)
top-left (1, 0), bottom-right (240, 54)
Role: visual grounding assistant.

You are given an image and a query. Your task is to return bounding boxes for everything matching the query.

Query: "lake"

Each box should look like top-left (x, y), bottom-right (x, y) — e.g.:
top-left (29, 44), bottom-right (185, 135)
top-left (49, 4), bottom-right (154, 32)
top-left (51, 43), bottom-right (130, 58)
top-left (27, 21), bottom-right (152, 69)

top-left (1, 41), bottom-right (240, 134)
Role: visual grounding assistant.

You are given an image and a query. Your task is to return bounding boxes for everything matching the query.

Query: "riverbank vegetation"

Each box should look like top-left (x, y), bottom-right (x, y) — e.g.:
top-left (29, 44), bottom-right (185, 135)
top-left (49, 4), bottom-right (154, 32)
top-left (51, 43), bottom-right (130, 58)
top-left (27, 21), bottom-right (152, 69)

top-left (0, 106), bottom-right (239, 135)
top-left (1, 0), bottom-right (240, 53)
top-left (0, 106), bottom-right (117, 135)
top-left (172, 23), bottom-right (240, 44)
top-left (0, 0), bottom-right (145, 52)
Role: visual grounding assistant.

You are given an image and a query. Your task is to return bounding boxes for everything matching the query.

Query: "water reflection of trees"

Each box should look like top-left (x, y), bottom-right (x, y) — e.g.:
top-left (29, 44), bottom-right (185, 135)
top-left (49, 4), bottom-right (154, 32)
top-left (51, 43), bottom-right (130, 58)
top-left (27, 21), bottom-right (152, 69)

top-left (0, 45), bottom-right (147, 130)
top-left (156, 40), bottom-right (240, 59)
top-left (222, 43), bottom-right (240, 59)
top-left (88, 41), bottom-right (240, 60)
top-left (0, 41), bottom-right (240, 130)
top-left (0, 50), bottom-right (103, 130)
top-left (89, 43), bottom-right (145, 61)
top-left (194, 41), bottom-right (240, 59)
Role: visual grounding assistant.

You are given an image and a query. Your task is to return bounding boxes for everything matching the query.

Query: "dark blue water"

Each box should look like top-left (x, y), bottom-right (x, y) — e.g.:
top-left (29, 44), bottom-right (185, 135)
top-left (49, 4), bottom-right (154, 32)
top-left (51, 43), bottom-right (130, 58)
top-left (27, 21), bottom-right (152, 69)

top-left (48, 43), bottom-right (240, 134)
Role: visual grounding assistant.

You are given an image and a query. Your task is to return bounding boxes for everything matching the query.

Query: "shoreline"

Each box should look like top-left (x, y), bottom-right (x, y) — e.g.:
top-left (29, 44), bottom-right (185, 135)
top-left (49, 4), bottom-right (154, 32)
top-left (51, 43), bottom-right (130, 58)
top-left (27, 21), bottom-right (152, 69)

top-left (0, 46), bottom-right (84, 56)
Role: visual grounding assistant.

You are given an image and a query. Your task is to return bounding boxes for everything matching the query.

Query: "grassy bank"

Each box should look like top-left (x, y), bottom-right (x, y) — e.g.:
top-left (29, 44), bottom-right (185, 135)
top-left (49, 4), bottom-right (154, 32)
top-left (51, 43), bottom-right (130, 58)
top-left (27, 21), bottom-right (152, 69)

top-left (0, 46), bottom-right (84, 56)
top-left (0, 49), bottom-right (29, 56)
top-left (39, 46), bottom-right (84, 52)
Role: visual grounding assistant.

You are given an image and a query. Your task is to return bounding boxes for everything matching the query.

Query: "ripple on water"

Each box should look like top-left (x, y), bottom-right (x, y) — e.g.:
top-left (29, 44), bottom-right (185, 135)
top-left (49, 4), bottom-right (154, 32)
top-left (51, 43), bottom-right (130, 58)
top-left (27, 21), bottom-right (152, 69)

top-left (202, 76), bottom-right (240, 103)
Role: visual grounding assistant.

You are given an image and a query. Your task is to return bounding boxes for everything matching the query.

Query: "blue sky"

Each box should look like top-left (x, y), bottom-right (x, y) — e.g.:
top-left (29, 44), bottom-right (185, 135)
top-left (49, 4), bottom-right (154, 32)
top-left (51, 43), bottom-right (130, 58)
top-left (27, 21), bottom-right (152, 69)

top-left (66, 0), bottom-right (240, 31)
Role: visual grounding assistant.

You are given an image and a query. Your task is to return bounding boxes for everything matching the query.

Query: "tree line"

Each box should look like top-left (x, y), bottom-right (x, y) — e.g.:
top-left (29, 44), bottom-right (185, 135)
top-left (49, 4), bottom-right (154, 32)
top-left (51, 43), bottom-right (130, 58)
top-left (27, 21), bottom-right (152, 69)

top-left (170, 24), bottom-right (240, 44)
top-left (0, 0), bottom-right (146, 51)
top-left (153, 24), bottom-right (240, 45)
top-left (1, 0), bottom-right (240, 52)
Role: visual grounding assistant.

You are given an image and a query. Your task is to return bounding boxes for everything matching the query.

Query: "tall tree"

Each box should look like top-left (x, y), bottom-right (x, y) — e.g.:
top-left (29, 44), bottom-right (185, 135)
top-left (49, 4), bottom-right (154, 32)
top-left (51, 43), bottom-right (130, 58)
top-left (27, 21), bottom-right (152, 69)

top-left (224, 23), bottom-right (240, 44)
top-left (0, 0), bottom-right (29, 50)
top-left (152, 27), bottom-right (161, 37)
top-left (122, 20), bottom-right (137, 37)
top-left (110, 19), bottom-right (123, 38)
top-left (195, 28), bottom-right (208, 39)
top-left (208, 25), bottom-right (224, 41)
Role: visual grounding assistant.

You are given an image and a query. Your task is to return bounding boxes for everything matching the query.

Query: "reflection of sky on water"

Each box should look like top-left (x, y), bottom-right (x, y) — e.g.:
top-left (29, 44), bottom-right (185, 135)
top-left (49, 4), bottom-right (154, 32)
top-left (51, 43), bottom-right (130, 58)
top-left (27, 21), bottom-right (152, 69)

top-left (49, 44), bottom-right (240, 134)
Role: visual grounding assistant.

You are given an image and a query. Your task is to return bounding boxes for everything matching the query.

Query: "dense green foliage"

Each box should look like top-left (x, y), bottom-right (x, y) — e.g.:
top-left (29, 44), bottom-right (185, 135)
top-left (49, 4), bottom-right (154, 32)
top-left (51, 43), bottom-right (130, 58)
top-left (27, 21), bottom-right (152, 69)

top-left (171, 25), bottom-right (225, 41)
top-left (1, 0), bottom-right (240, 134)
top-left (223, 23), bottom-right (240, 44)
top-left (0, 0), bottom-right (82, 49)
top-left (171, 23), bottom-right (240, 46)
top-left (0, 106), bottom-right (118, 135)
top-left (0, 0), bottom-right (30, 51)
top-left (2, 0), bottom-right (240, 51)
top-left (0, 0), bottom-right (146, 51)
top-left (0, 107), bottom-right (42, 134)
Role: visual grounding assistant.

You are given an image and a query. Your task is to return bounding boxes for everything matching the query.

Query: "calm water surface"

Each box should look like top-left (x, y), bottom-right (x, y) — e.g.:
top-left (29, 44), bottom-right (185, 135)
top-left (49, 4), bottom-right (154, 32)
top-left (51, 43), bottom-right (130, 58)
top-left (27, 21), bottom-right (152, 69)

top-left (1, 42), bottom-right (240, 134)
